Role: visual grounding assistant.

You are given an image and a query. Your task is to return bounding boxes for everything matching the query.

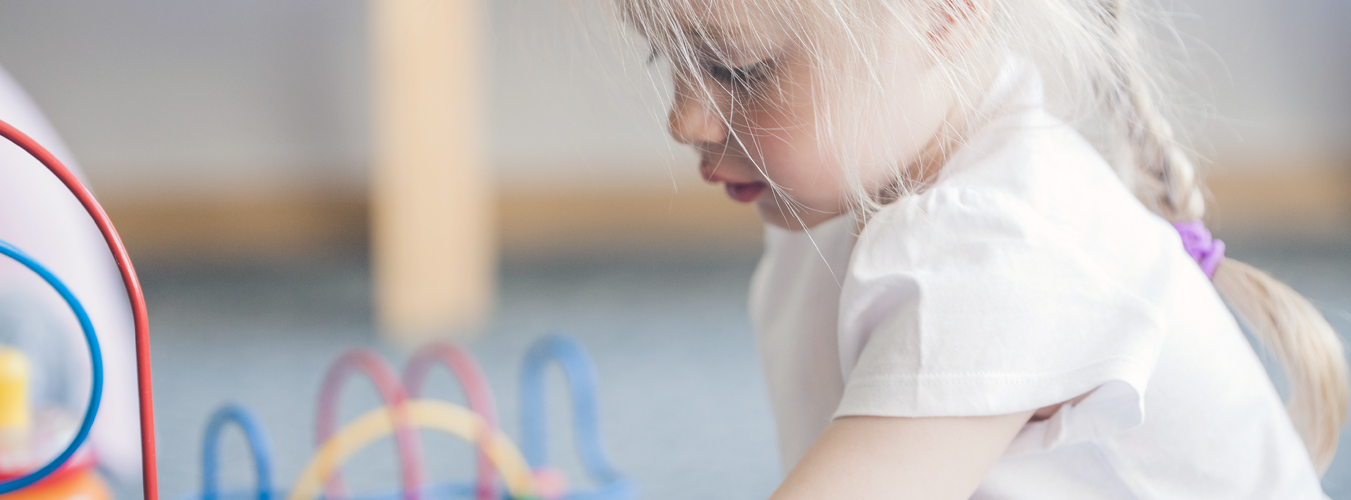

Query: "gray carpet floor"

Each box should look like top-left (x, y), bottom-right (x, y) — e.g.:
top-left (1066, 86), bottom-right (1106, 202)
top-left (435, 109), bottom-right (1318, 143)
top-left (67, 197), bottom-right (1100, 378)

top-left (109, 232), bottom-right (1351, 500)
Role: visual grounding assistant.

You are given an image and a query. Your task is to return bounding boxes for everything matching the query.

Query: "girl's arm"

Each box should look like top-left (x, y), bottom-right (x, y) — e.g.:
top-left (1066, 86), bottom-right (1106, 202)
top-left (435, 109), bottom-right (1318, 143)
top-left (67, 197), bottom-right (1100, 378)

top-left (770, 411), bottom-right (1035, 500)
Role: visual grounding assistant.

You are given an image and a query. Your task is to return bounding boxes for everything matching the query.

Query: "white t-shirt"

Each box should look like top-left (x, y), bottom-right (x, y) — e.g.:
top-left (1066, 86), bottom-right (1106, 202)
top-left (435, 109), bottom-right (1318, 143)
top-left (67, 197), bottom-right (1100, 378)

top-left (748, 59), bottom-right (1327, 498)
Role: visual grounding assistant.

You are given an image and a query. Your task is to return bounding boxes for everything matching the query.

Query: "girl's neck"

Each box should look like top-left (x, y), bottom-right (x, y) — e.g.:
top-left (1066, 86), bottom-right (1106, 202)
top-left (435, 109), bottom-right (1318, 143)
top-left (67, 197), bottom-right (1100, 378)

top-left (878, 52), bottom-right (1008, 205)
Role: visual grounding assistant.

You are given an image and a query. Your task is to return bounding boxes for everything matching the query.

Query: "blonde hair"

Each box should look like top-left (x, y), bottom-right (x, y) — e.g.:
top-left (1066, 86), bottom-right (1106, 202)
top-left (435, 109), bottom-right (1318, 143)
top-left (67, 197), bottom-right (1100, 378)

top-left (617, 0), bottom-right (1348, 472)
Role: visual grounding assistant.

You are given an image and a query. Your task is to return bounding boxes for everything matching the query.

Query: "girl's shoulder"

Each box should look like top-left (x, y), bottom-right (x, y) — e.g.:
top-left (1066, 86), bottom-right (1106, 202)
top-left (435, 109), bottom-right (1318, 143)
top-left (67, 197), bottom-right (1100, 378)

top-left (852, 55), bottom-right (1177, 279)
top-left (833, 109), bottom-right (1220, 422)
top-left (853, 108), bottom-right (1177, 284)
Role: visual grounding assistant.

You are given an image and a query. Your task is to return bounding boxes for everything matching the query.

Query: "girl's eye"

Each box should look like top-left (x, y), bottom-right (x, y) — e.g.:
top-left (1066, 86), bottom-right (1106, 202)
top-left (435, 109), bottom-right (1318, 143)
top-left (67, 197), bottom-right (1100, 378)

top-left (707, 61), bottom-right (771, 88)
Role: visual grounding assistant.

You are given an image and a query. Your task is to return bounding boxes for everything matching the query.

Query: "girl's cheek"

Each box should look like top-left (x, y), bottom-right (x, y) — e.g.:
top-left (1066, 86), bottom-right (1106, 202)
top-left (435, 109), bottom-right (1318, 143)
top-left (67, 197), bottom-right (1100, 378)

top-left (751, 103), bottom-right (813, 156)
top-left (751, 129), bottom-right (809, 185)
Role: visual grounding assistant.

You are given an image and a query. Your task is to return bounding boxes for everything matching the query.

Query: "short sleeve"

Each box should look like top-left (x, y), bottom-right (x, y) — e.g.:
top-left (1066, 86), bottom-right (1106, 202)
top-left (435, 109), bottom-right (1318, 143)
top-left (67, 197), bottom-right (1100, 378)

top-left (833, 186), bottom-right (1170, 446)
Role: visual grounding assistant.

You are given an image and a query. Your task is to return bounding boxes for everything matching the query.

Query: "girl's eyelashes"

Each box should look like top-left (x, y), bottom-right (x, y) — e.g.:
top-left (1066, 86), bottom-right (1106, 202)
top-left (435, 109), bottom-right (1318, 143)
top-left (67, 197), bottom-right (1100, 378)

top-left (706, 60), bottom-right (773, 88)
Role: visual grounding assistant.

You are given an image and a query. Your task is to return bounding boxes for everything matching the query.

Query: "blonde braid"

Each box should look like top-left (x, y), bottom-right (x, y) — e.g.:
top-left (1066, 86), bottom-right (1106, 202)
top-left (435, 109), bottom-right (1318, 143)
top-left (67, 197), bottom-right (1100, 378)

top-left (1098, 0), bottom-right (1203, 221)
top-left (1104, 0), bottom-right (1348, 473)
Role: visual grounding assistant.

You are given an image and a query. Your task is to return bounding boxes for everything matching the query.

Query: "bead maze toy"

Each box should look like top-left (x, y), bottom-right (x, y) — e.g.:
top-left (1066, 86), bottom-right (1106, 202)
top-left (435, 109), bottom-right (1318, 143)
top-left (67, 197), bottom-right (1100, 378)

top-left (0, 118), bottom-right (634, 500)
top-left (183, 335), bottom-right (633, 500)
top-left (0, 118), bottom-right (146, 500)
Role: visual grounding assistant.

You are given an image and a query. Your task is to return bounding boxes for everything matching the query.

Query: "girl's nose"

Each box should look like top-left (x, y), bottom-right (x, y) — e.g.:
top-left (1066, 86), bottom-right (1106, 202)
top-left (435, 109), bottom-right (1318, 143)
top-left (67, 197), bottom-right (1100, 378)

top-left (668, 92), bottom-right (726, 146)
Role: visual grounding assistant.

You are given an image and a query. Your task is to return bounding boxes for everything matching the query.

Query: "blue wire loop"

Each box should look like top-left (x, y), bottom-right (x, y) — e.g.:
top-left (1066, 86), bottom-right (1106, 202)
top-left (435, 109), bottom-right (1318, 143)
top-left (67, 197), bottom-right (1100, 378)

top-left (0, 239), bottom-right (103, 493)
top-left (202, 404), bottom-right (275, 500)
top-left (519, 334), bottom-right (625, 488)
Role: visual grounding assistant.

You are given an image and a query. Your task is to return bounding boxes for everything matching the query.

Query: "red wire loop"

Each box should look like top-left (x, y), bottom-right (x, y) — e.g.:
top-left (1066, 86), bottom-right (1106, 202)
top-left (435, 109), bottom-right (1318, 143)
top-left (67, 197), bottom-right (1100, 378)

top-left (314, 349), bottom-right (425, 500)
top-left (0, 119), bottom-right (158, 500)
top-left (402, 343), bottom-right (499, 500)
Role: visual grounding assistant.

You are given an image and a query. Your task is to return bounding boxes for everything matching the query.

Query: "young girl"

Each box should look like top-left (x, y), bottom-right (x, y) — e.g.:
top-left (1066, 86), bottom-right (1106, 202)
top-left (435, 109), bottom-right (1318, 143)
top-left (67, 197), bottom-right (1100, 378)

top-left (617, 0), bottom-right (1348, 497)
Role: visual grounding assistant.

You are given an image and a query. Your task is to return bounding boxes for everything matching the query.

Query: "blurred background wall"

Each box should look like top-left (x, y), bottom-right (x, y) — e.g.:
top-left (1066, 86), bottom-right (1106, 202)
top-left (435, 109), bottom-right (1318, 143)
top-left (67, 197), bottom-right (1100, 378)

top-left (0, 0), bottom-right (1347, 259)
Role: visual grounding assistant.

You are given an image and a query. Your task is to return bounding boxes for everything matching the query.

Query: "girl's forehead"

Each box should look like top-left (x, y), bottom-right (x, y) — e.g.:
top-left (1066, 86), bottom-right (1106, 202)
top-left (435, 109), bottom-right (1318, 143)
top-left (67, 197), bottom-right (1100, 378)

top-left (624, 0), bottom-right (793, 47)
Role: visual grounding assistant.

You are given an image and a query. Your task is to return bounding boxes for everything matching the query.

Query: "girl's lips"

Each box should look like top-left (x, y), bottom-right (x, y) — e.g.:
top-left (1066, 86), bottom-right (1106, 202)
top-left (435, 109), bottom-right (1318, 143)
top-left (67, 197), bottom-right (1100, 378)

top-left (725, 181), bottom-right (766, 203)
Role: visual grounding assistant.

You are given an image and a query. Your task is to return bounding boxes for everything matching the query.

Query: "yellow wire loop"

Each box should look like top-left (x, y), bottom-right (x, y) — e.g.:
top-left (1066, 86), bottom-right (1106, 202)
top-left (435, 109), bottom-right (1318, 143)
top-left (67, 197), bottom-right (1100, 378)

top-left (286, 400), bottom-right (539, 500)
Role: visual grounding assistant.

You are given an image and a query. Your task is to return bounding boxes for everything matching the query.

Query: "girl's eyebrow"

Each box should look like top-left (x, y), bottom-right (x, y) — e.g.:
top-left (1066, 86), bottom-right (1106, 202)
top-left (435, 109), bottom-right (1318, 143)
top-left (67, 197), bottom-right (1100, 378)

top-left (687, 26), bottom-right (773, 62)
top-left (694, 23), bottom-right (744, 40)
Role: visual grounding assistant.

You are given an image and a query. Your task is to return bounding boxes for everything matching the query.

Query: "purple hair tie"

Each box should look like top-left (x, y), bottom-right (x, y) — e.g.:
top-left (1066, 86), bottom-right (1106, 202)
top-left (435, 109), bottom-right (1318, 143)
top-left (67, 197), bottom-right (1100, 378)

top-left (1172, 220), bottom-right (1226, 279)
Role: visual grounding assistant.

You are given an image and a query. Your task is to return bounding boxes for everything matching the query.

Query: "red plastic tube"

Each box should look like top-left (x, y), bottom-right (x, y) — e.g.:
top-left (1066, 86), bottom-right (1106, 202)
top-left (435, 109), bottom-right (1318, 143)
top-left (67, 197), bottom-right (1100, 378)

top-left (314, 349), bottom-right (424, 500)
top-left (403, 343), bottom-right (499, 500)
top-left (0, 119), bottom-right (158, 500)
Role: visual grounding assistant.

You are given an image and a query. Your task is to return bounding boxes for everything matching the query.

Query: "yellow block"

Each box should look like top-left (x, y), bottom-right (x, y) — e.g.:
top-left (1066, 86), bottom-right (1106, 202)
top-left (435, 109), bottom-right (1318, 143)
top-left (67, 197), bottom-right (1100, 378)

top-left (0, 347), bottom-right (30, 433)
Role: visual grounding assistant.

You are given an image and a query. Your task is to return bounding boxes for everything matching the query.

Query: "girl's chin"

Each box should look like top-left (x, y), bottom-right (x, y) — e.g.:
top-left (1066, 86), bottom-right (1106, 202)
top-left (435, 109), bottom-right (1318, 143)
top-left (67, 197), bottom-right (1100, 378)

top-left (756, 201), bottom-right (846, 231)
top-left (724, 181), bottom-right (766, 203)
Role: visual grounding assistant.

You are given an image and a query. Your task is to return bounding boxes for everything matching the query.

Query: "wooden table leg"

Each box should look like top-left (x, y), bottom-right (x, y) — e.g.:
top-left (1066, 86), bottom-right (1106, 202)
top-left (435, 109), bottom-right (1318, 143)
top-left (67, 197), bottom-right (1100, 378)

top-left (371, 0), bottom-right (493, 343)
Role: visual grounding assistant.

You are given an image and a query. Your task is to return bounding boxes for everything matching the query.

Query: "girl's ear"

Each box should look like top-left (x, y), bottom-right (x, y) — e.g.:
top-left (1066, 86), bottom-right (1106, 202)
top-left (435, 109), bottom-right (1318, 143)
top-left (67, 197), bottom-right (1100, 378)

top-left (923, 0), bottom-right (990, 61)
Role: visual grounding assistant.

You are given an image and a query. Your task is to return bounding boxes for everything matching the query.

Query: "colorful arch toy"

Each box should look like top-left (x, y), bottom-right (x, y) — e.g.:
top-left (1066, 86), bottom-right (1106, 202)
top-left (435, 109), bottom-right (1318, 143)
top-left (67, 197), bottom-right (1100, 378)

top-left (178, 334), bottom-right (635, 500)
